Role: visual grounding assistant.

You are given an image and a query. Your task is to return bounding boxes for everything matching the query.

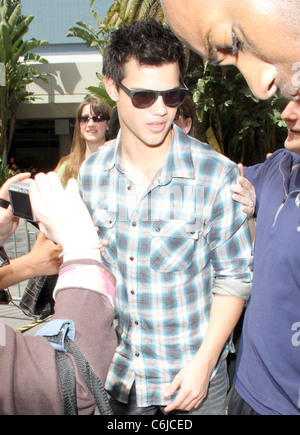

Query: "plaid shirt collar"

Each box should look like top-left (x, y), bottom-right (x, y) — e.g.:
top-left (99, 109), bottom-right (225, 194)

top-left (104, 125), bottom-right (196, 184)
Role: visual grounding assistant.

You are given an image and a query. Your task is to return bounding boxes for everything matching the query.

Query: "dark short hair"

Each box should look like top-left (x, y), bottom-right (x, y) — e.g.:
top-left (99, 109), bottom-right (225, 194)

top-left (102, 20), bottom-right (186, 84)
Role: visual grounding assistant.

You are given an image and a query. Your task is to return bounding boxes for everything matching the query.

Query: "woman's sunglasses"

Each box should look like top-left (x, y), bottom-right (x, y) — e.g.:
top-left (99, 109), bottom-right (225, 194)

top-left (79, 115), bottom-right (108, 124)
top-left (117, 82), bottom-right (188, 109)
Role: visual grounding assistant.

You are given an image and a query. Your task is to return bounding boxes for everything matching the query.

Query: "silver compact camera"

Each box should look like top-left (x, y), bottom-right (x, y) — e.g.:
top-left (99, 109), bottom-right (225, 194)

top-left (9, 182), bottom-right (37, 223)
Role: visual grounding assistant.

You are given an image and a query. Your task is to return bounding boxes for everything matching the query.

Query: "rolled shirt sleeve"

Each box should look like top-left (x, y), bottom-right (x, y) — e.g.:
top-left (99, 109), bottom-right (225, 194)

top-left (206, 166), bottom-right (253, 300)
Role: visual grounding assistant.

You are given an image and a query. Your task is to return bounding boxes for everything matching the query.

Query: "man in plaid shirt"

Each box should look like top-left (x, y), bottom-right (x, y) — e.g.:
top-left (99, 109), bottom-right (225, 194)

top-left (78, 21), bottom-right (253, 415)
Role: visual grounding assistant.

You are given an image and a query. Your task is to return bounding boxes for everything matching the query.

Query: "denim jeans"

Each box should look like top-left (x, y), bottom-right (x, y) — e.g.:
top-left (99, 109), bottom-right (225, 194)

top-left (108, 359), bottom-right (229, 415)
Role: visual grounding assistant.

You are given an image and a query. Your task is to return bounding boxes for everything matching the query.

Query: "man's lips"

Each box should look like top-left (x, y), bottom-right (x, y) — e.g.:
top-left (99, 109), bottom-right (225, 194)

top-left (147, 122), bottom-right (166, 133)
top-left (288, 128), bottom-right (300, 135)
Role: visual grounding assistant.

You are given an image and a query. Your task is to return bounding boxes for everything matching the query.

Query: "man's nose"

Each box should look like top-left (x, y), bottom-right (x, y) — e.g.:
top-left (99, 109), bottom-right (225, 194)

top-left (150, 95), bottom-right (168, 116)
top-left (238, 58), bottom-right (277, 100)
top-left (281, 101), bottom-right (300, 122)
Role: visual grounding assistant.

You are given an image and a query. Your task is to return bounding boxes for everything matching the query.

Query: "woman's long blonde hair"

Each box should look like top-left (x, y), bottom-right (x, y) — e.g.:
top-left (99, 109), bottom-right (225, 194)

top-left (55, 97), bottom-right (112, 186)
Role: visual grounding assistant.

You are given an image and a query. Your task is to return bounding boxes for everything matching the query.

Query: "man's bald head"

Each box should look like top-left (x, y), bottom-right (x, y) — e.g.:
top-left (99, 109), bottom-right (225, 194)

top-left (161, 0), bottom-right (300, 100)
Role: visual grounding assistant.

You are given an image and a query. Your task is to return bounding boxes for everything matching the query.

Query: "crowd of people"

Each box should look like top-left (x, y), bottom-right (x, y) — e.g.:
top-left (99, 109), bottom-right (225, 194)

top-left (0, 0), bottom-right (300, 415)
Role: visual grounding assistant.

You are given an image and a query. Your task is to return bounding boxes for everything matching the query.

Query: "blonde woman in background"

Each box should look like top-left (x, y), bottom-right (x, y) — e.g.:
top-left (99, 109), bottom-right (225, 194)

top-left (56, 97), bottom-right (112, 187)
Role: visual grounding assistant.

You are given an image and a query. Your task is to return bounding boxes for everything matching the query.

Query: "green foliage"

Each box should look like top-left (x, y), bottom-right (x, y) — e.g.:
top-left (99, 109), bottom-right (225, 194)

top-left (0, 157), bottom-right (19, 187)
top-left (0, 0), bottom-right (50, 161)
top-left (187, 58), bottom-right (288, 164)
top-left (67, 1), bottom-right (117, 104)
top-left (67, 0), bottom-right (116, 55)
top-left (104, 0), bottom-right (164, 25)
top-left (87, 73), bottom-right (115, 107)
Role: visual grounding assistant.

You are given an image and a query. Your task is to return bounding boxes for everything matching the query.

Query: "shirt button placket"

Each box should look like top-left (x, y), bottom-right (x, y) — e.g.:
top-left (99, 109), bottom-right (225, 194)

top-left (127, 214), bottom-right (141, 362)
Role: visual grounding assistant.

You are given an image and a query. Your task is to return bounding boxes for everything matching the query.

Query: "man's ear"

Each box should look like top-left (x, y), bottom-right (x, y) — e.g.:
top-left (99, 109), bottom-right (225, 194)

top-left (183, 117), bottom-right (193, 135)
top-left (103, 76), bottom-right (119, 102)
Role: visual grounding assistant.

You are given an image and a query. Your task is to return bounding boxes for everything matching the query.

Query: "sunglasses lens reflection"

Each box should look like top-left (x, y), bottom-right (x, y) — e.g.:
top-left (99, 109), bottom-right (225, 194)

top-left (132, 92), bottom-right (156, 108)
top-left (132, 90), bottom-right (187, 109)
top-left (164, 90), bottom-right (187, 107)
top-left (79, 115), bottom-right (106, 123)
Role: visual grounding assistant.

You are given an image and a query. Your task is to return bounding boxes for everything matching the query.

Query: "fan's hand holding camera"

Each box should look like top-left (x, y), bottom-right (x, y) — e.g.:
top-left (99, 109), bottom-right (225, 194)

top-left (9, 181), bottom-right (38, 224)
top-left (0, 173), bottom-right (31, 244)
top-left (0, 175), bottom-right (62, 291)
top-left (0, 172), bottom-right (117, 415)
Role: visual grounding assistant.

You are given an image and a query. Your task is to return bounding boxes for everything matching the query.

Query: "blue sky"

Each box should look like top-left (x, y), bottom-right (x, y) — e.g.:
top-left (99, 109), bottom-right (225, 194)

top-left (20, 0), bottom-right (114, 44)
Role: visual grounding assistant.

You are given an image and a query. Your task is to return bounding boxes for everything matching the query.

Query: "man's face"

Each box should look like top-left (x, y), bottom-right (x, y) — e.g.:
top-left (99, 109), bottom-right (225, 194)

top-left (105, 58), bottom-right (181, 149)
top-left (161, 0), bottom-right (300, 100)
top-left (79, 104), bottom-right (109, 147)
top-left (282, 101), bottom-right (300, 155)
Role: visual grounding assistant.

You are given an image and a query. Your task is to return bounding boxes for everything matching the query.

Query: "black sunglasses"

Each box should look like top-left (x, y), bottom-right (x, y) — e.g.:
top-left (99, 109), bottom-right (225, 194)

top-left (79, 115), bottom-right (108, 124)
top-left (117, 82), bottom-right (188, 109)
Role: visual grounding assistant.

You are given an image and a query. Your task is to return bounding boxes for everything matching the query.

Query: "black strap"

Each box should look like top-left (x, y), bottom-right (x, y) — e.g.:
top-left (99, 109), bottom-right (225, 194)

top-left (63, 337), bottom-right (113, 415)
top-left (0, 198), bottom-right (10, 209)
top-left (55, 351), bottom-right (78, 415)
top-left (0, 246), bottom-right (9, 267)
top-left (45, 333), bottom-right (113, 415)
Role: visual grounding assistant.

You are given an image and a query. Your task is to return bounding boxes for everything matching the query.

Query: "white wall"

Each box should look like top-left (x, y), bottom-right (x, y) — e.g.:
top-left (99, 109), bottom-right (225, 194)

top-left (17, 54), bottom-right (103, 119)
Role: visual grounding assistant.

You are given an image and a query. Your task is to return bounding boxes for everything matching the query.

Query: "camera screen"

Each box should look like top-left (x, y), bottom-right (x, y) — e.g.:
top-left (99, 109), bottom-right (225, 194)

top-left (10, 191), bottom-right (35, 221)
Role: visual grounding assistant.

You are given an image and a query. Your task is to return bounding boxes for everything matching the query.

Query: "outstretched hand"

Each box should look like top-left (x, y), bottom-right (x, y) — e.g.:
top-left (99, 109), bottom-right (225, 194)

top-left (0, 172), bottom-right (31, 244)
top-left (30, 172), bottom-right (100, 259)
top-left (231, 163), bottom-right (256, 218)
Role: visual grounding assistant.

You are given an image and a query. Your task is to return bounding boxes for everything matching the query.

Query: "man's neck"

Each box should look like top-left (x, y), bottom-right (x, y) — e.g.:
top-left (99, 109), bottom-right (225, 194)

top-left (121, 129), bottom-right (173, 200)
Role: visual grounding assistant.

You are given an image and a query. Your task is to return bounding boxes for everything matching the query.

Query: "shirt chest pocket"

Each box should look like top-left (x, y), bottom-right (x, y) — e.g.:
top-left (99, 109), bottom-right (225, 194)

top-left (150, 220), bottom-right (203, 273)
top-left (93, 209), bottom-right (118, 265)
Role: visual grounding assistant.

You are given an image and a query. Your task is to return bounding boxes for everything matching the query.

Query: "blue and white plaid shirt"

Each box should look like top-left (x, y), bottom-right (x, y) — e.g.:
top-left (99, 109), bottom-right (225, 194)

top-left (78, 125), bottom-right (253, 407)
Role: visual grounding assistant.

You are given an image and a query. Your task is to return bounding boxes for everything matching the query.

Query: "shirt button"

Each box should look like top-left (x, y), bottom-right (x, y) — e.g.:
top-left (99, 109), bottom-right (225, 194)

top-left (130, 290), bottom-right (135, 295)
top-left (155, 227), bottom-right (160, 232)
top-left (135, 352), bottom-right (140, 357)
top-left (130, 256), bottom-right (134, 261)
top-left (134, 321), bottom-right (139, 326)
top-left (127, 185), bottom-right (132, 190)
top-left (132, 221), bottom-right (137, 227)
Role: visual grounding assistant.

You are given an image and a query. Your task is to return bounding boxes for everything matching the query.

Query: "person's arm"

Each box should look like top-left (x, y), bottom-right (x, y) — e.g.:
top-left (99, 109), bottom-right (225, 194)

top-left (164, 295), bottom-right (244, 412)
top-left (1, 264), bottom-right (116, 415)
top-left (0, 173), bottom-right (117, 415)
top-left (164, 165), bottom-right (253, 413)
top-left (0, 233), bottom-right (62, 290)
top-left (0, 172), bottom-right (31, 245)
